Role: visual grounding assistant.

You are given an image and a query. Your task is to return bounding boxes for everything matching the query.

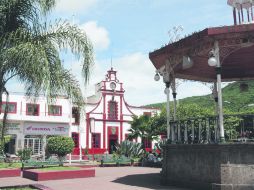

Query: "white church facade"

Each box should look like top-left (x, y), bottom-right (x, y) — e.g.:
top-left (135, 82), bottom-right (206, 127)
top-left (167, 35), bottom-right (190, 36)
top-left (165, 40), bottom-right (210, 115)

top-left (1, 68), bottom-right (159, 156)
top-left (83, 68), bottom-right (159, 155)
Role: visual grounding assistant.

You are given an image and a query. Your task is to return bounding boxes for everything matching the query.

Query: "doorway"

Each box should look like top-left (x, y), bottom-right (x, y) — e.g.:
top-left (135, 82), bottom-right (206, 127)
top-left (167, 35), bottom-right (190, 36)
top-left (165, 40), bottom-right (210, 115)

top-left (4, 136), bottom-right (16, 154)
top-left (108, 135), bottom-right (118, 154)
top-left (24, 136), bottom-right (42, 155)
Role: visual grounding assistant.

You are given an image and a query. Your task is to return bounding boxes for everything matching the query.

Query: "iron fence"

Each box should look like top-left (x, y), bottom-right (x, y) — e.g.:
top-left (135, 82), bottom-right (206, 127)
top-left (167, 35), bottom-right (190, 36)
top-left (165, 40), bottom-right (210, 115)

top-left (169, 114), bottom-right (254, 144)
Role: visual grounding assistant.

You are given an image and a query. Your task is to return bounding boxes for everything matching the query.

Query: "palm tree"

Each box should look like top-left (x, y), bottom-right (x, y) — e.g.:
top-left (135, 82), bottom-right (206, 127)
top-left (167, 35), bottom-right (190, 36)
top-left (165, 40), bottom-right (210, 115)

top-left (128, 115), bottom-right (156, 150)
top-left (0, 0), bottom-right (93, 145)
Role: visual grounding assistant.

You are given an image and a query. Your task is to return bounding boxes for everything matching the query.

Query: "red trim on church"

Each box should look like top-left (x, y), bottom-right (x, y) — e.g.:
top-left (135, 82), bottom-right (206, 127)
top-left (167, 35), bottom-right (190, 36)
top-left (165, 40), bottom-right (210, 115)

top-left (84, 68), bottom-right (160, 155)
top-left (103, 94), bottom-right (106, 149)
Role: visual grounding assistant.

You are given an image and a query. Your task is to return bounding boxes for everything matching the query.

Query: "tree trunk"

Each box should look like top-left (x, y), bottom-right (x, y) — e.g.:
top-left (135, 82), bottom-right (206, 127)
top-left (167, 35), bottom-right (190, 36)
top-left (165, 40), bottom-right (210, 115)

top-left (0, 87), bottom-right (9, 148)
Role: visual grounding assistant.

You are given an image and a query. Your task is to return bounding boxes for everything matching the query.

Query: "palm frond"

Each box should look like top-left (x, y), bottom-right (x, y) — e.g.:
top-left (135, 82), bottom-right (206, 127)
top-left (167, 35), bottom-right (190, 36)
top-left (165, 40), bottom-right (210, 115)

top-left (35, 0), bottom-right (56, 15)
top-left (1, 22), bottom-right (93, 106)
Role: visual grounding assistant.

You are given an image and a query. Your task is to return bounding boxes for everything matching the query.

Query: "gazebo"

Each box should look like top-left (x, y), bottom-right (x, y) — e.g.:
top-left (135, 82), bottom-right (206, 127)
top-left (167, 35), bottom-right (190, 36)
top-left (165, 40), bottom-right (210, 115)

top-left (149, 0), bottom-right (254, 189)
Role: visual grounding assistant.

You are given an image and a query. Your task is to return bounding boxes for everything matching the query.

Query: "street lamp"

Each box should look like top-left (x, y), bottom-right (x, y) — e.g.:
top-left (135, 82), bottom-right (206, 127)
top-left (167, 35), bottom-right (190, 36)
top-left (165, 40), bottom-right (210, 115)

top-left (208, 51), bottom-right (217, 67)
top-left (154, 69), bottom-right (171, 140)
top-left (208, 41), bottom-right (225, 142)
top-left (154, 70), bottom-right (160, 81)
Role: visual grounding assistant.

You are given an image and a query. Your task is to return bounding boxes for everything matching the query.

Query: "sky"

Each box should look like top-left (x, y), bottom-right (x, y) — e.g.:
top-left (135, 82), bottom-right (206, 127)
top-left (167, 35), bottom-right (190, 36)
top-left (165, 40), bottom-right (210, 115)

top-left (7, 0), bottom-right (234, 106)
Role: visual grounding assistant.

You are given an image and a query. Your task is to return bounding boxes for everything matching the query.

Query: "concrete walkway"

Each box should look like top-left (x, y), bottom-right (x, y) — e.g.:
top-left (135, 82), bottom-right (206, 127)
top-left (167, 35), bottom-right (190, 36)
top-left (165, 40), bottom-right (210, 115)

top-left (0, 167), bottom-right (189, 190)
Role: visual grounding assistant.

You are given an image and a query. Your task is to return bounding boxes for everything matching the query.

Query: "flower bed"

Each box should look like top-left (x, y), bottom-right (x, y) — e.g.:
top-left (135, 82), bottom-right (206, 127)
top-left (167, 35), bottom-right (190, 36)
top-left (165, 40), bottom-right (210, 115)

top-left (23, 166), bottom-right (95, 181)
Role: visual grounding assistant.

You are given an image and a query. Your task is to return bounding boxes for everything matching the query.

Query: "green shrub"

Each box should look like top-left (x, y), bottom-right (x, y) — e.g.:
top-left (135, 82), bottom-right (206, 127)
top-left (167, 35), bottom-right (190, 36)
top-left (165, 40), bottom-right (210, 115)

top-left (115, 140), bottom-right (144, 159)
top-left (0, 135), bottom-right (12, 153)
top-left (17, 148), bottom-right (32, 162)
top-left (83, 147), bottom-right (89, 155)
top-left (47, 136), bottom-right (74, 165)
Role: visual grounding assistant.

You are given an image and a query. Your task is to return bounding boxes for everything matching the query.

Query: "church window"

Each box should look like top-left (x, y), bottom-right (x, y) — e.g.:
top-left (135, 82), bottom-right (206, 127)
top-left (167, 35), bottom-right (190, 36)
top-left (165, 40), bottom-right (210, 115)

top-left (72, 132), bottom-right (79, 148)
top-left (92, 133), bottom-right (100, 148)
top-left (108, 101), bottom-right (118, 120)
top-left (72, 107), bottom-right (80, 125)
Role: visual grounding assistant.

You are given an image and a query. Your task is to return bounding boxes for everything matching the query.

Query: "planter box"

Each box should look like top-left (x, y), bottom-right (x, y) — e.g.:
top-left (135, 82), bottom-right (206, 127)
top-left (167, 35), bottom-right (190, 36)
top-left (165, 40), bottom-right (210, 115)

top-left (23, 168), bottom-right (95, 181)
top-left (0, 168), bottom-right (21, 178)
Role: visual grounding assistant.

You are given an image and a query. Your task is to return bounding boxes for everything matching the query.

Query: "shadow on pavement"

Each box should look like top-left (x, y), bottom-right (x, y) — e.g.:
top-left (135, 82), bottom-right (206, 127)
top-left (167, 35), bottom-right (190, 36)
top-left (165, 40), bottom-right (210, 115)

top-left (112, 173), bottom-right (171, 190)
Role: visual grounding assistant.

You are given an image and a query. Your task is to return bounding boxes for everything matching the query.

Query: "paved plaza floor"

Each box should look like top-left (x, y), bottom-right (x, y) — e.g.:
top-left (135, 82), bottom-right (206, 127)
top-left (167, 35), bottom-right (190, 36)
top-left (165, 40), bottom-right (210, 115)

top-left (0, 167), bottom-right (189, 190)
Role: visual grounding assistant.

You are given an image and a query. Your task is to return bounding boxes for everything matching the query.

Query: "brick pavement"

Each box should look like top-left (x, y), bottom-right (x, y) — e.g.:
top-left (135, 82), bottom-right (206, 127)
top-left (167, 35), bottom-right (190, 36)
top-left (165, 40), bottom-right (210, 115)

top-left (0, 167), bottom-right (189, 190)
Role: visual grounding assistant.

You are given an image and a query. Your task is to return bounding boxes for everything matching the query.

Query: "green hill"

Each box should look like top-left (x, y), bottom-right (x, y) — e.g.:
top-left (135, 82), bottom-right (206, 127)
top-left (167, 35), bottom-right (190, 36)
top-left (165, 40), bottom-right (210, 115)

top-left (146, 81), bottom-right (254, 112)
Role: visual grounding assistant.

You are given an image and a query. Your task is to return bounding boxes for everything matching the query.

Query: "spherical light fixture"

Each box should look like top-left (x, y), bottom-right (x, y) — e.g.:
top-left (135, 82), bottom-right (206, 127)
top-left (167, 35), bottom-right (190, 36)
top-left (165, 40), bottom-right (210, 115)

top-left (154, 72), bottom-right (160, 81)
top-left (208, 56), bottom-right (217, 67)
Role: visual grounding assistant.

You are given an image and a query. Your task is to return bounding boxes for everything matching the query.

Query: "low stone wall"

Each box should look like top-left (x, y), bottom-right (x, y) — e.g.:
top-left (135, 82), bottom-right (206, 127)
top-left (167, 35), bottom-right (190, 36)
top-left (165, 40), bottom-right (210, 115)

top-left (161, 144), bottom-right (254, 190)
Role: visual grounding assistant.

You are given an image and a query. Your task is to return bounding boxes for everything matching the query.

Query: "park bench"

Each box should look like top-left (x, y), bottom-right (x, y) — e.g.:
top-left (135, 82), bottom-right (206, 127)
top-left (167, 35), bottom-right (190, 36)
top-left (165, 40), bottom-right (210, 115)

top-left (21, 157), bottom-right (61, 170)
top-left (100, 154), bottom-right (112, 166)
top-left (117, 156), bottom-right (131, 165)
top-left (100, 155), bottom-right (131, 166)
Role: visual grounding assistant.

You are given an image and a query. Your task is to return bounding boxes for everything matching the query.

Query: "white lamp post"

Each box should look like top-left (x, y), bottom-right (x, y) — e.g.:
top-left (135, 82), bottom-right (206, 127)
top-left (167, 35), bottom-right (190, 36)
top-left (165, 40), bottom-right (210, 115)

top-left (154, 69), bottom-right (171, 140)
top-left (208, 41), bottom-right (225, 142)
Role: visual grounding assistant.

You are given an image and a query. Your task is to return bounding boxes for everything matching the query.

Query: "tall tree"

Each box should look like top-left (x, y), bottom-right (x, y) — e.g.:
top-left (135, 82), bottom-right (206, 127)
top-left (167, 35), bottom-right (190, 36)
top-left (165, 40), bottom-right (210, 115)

top-left (0, 0), bottom-right (93, 145)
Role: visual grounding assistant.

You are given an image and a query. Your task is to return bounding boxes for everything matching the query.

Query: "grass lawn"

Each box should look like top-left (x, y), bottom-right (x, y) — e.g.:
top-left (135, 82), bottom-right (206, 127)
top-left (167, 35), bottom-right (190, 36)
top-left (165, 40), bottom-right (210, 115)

top-left (0, 162), bottom-right (22, 169)
top-left (37, 166), bottom-right (81, 171)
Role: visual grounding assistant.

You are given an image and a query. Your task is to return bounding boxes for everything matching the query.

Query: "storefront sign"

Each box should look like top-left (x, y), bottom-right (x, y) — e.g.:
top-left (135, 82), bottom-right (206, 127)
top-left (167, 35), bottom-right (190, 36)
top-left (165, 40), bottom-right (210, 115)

top-left (6, 123), bottom-right (20, 134)
top-left (24, 123), bottom-right (69, 135)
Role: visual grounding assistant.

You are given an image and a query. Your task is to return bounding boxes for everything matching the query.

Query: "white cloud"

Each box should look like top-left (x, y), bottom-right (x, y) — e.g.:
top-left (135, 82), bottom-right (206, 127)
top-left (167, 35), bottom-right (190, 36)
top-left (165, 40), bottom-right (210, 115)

top-left (83, 52), bottom-right (216, 106)
top-left (6, 53), bottom-right (216, 107)
top-left (83, 52), bottom-right (166, 106)
top-left (55, 0), bottom-right (98, 13)
top-left (80, 21), bottom-right (110, 51)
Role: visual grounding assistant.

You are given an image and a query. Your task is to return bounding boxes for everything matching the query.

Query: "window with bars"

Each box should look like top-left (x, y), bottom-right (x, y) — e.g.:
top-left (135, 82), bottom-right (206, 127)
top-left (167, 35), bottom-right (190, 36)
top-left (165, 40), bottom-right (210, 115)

top-left (0, 102), bottom-right (17, 114)
top-left (108, 101), bottom-right (118, 120)
top-left (48, 105), bottom-right (62, 116)
top-left (92, 133), bottom-right (100, 148)
top-left (72, 133), bottom-right (79, 148)
top-left (24, 137), bottom-right (42, 155)
top-left (26, 104), bottom-right (39, 116)
top-left (72, 107), bottom-right (80, 125)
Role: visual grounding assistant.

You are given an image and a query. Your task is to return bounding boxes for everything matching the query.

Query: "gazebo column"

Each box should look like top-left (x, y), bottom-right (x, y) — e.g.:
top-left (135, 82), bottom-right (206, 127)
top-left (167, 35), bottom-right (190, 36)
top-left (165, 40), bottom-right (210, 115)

top-left (241, 4), bottom-right (244, 22)
top-left (238, 10), bottom-right (242, 24)
top-left (251, 3), bottom-right (254, 21)
top-left (233, 7), bottom-right (237, 25)
top-left (214, 41), bottom-right (225, 142)
top-left (162, 66), bottom-right (171, 140)
top-left (247, 9), bottom-right (250, 22)
top-left (212, 82), bottom-right (219, 142)
top-left (171, 78), bottom-right (177, 142)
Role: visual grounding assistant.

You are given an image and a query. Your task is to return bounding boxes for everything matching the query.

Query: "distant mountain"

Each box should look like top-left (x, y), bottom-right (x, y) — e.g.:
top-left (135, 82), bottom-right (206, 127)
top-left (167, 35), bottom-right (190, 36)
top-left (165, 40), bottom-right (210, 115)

top-left (145, 81), bottom-right (254, 112)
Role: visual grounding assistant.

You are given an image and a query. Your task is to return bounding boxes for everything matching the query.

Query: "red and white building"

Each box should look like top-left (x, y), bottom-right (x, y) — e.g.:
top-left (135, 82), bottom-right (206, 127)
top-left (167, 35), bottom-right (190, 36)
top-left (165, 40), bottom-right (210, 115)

top-left (1, 68), bottom-right (159, 156)
top-left (82, 68), bottom-right (159, 155)
top-left (0, 95), bottom-right (71, 155)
